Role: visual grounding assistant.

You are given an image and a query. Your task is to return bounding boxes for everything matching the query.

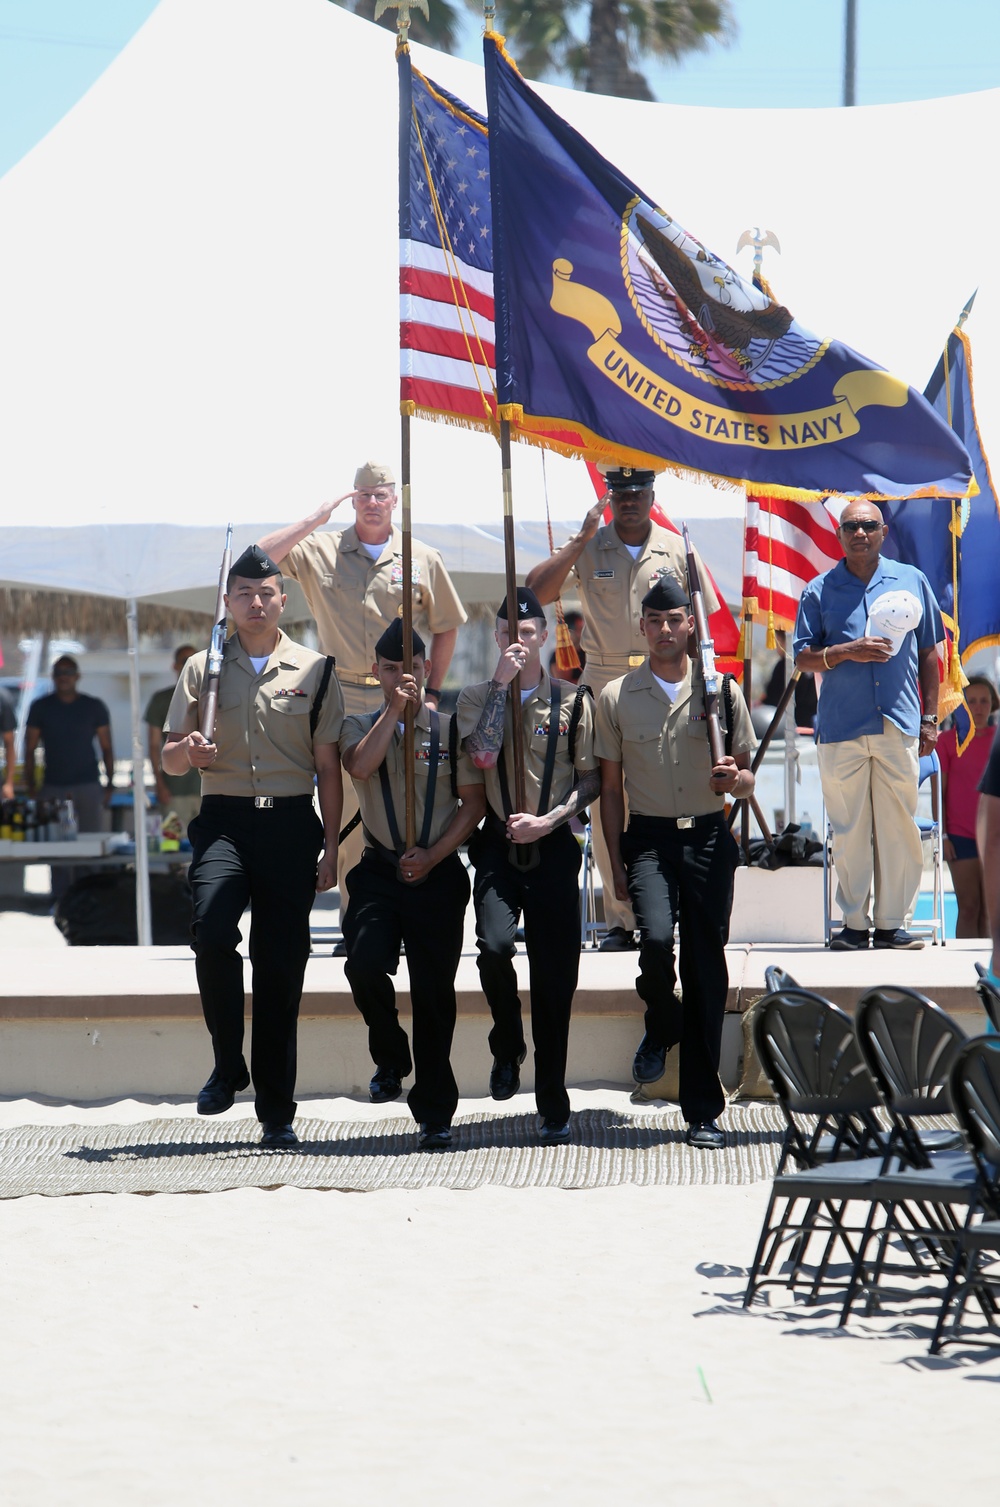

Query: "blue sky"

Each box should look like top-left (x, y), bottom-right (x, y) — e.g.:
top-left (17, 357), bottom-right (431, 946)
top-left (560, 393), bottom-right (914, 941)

top-left (2, 0), bottom-right (999, 179)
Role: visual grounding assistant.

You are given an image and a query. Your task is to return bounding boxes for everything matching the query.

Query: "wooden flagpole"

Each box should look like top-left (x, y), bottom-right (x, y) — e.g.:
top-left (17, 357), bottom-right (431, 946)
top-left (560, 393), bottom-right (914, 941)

top-left (500, 418), bottom-right (527, 813)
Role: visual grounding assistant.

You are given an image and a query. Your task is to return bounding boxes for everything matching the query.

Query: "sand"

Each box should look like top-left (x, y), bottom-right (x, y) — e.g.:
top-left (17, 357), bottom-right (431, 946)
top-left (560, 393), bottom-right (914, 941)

top-left (0, 1087), bottom-right (998, 1506)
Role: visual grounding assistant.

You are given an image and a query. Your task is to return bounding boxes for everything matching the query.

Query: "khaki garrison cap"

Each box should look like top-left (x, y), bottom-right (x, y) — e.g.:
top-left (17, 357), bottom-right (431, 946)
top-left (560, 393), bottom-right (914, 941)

top-left (354, 461), bottom-right (395, 489)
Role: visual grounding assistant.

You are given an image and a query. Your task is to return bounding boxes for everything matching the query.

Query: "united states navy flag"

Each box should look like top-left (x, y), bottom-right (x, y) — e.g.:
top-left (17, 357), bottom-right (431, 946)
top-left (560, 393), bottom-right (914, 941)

top-left (482, 32), bottom-right (973, 505)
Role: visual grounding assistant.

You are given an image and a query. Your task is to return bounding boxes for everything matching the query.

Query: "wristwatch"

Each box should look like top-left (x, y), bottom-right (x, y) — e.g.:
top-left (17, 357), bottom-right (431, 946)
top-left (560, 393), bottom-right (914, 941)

top-left (920, 714), bottom-right (938, 725)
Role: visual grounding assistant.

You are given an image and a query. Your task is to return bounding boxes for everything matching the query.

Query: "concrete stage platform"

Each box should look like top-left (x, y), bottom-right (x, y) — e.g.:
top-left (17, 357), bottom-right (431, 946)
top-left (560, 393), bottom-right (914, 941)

top-left (1, 936), bottom-right (992, 1103)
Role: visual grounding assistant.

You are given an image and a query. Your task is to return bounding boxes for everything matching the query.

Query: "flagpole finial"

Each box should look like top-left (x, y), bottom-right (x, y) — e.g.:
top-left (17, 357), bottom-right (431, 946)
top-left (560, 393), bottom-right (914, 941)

top-left (736, 226), bottom-right (781, 282)
top-left (483, 0), bottom-right (497, 31)
top-left (374, 0), bottom-right (429, 47)
top-left (957, 289), bottom-right (978, 331)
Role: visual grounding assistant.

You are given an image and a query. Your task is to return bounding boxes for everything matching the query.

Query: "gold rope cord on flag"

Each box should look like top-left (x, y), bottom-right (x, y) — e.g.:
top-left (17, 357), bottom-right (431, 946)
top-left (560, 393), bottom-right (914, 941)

top-left (939, 334), bottom-right (972, 734)
top-left (411, 100), bottom-right (498, 425)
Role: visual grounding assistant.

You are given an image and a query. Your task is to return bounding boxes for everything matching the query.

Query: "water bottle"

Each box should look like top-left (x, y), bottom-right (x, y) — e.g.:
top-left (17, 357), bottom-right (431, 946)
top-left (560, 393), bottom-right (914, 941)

top-left (62, 799), bottom-right (78, 841)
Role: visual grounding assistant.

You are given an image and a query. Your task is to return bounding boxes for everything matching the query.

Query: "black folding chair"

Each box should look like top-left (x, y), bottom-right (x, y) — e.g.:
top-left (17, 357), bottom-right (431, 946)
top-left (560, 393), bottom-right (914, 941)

top-left (929, 1036), bottom-right (1000, 1353)
top-left (835, 989), bottom-right (971, 1324)
top-left (854, 987), bottom-right (965, 1168)
top-left (763, 965), bottom-right (800, 995)
top-left (975, 963), bottom-right (1000, 1032)
top-left (744, 990), bottom-right (887, 1309)
top-left (754, 989), bottom-right (885, 1174)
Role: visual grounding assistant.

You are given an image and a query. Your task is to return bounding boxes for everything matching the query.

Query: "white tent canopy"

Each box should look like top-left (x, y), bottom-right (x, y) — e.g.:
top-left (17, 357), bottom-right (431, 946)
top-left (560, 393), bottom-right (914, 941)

top-left (2, 0), bottom-right (997, 573)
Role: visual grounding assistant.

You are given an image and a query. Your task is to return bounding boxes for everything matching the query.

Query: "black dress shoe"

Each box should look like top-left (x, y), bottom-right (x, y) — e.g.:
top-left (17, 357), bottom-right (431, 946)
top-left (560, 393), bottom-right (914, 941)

top-left (830, 926), bottom-right (869, 951)
top-left (260, 1123), bottom-right (299, 1148)
top-left (332, 940), bottom-right (348, 958)
top-left (632, 1034), bottom-right (668, 1085)
top-left (538, 1119), bottom-right (571, 1144)
top-left (197, 1066), bottom-right (251, 1116)
top-left (599, 926), bottom-right (637, 952)
top-left (686, 1121), bottom-right (725, 1150)
top-left (873, 927), bottom-right (925, 950)
top-left (418, 1124), bottom-right (453, 1151)
top-left (490, 1046), bottom-right (527, 1101)
top-left (369, 1065), bottom-right (405, 1104)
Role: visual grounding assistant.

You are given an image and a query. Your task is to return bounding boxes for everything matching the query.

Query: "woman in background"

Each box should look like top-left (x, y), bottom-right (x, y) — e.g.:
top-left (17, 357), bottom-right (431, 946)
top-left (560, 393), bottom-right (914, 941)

top-left (938, 675), bottom-right (999, 937)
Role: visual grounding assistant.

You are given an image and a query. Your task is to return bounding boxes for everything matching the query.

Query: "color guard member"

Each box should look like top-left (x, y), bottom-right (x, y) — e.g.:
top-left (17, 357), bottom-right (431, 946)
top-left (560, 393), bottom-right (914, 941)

top-left (340, 619), bottom-right (485, 1151)
top-left (458, 587), bottom-right (600, 1144)
top-left (526, 467), bottom-right (718, 952)
top-left (595, 577), bottom-right (755, 1149)
top-left (257, 462), bottom-right (468, 943)
top-left (163, 545), bottom-right (344, 1147)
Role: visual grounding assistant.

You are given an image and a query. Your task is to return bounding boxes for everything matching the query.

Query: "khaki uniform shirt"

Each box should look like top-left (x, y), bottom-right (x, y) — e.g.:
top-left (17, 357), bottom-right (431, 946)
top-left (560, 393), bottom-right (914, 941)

top-left (595, 661), bottom-right (755, 819)
top-left (457, 670), bottom-right (597, 822)
top-left (339, 702), bottom-right (477, 852)
top-left (283, 524), bottom-right (467, 714)
top-left (572, 523), bottom-right (720, 693)
top-left (165, 631), bottom-right (345, 798)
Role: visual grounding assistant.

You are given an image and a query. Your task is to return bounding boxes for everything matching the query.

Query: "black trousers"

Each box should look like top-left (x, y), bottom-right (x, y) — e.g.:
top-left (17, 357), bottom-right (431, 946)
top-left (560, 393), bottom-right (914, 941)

top-left (343, 848), bottom-right (470, 1128)
top-left (469, 820), bottom-right (581, 1123)
top-left (622, 813), bottom-right (738, 1126)
top-left (187, 798), bottom-right (323, 1125)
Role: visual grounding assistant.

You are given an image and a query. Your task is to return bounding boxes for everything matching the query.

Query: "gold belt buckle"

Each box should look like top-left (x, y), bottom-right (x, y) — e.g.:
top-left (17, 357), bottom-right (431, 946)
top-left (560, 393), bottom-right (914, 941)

top-left (676, 816), bottom-right (694, 830)
top-left (364, 674), bottom-right (379, 687)
top-left (628, 653), bottom-right (645, 668)
top-left (254, 797), bottom-right (274, 809)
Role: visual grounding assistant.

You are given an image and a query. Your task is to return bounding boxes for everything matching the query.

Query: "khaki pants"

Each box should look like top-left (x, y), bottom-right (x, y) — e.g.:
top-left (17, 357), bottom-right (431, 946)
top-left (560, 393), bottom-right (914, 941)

top-left (817, 718), bottom-right (922, 932)
top-left (168, 794), bottom-right (201, 840)
top-left (582, 667), bottom-right (636, 935)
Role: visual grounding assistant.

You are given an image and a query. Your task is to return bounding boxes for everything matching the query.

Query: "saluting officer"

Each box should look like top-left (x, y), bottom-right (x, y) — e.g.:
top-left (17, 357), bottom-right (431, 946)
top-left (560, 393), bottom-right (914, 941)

top-left (458, 587), bottom-right (600, 1144)
top-left (526, 467), bottom-right (719, 953)
top-left (339, 618), bottom-right (485, 1151)
top-left (595, 577), bottom-right (755, 1150)
top-left (257, 462), bottom-right (468, 941)
top-left (163, 545), bottom-right (344, 1147)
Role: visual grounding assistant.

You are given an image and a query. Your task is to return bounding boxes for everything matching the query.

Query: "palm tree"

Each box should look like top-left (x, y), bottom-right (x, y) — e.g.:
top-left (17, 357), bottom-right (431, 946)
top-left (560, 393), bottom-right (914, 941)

top-left (329, 1), bottom-right (735, 102)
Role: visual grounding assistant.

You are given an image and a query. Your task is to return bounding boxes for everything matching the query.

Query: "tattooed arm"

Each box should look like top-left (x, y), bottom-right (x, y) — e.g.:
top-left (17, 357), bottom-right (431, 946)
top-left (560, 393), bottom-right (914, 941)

top-left (465, 642), bottom-right (529, 769)
top-left (507, 769), bottom-right (601, 844)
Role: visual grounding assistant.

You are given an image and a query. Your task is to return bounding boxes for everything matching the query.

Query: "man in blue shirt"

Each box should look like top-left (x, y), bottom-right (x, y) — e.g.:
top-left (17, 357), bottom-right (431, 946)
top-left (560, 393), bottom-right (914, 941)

top-left (793, 500), bottom-right (942, 950)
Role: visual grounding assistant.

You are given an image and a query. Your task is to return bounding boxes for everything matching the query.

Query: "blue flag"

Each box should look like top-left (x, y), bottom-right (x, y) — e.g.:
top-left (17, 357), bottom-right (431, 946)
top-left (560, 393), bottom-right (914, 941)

top-left (923, 312), bottom-right (1000, 665)
top-left (483, 33), bottom-right (973, 504)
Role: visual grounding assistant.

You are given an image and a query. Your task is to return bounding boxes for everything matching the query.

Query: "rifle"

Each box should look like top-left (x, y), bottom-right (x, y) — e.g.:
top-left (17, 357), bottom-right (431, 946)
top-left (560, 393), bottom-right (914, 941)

top-left (684, 524), bottom-right (774, 848)
top-left (199, 523), bottom-right (233, 741)
top-left (682, 524), bottom-right (725, 766)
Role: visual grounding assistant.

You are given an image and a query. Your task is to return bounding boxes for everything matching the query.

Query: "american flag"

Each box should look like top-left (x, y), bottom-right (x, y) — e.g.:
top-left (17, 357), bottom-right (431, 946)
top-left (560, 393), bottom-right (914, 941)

top-left (743, 493), bottom-right (842, 631)
top-left (399, 55), bottom-right (497, 429)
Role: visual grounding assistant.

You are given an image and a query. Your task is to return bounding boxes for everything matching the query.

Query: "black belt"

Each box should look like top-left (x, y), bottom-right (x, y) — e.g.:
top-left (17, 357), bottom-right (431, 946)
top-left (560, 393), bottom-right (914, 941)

top-left (200, 795), bottom-right (315, 810)
top-left (628, 811), bottom-right (724, 831)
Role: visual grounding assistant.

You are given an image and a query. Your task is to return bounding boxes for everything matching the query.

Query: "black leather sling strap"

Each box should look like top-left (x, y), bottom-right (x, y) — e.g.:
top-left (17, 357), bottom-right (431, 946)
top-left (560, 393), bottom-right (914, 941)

top-left (310, 656), bottom-right (336, 737)
top-left (496, 681), bottom-right (563, 819)
top-left (376, 709), bottom-right (441, 856)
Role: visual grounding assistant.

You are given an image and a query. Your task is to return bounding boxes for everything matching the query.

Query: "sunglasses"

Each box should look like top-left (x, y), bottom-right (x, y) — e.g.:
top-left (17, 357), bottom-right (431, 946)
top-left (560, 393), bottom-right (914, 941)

top-left (838, 519), bottom-right (883, 534)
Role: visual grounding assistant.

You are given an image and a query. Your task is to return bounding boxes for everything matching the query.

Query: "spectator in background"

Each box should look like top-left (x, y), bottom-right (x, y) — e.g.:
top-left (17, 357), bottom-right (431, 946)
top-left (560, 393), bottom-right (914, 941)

top-left (977, 720), bottom-right (1000, 987)
top-left (145, 645), bottom-right (200, 838)
top-left (938, 675), bottom-right (999, 937)
top-left (793, 500), bottom-right (943, 952)
top-left (1, 685), bottom-right (15, 801)
top-left (755, 631), bottom-right (817, 733)
top-left (24, 656), bottom-right (114, 898)
top-left (549, 609), bottom-right (587, 685)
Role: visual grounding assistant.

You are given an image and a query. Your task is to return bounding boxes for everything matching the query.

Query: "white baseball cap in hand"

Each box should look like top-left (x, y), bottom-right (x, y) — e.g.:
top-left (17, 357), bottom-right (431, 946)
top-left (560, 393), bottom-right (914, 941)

top-left (865, 589), bottom-right (922, 656)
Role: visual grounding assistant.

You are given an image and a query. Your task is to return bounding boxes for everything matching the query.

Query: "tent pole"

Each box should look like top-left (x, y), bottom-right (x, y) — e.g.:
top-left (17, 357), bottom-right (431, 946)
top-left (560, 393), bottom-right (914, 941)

top-left (126, 598), bottom-right (152, 946)
top-left (401, 412), bottom-right (416, 850)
